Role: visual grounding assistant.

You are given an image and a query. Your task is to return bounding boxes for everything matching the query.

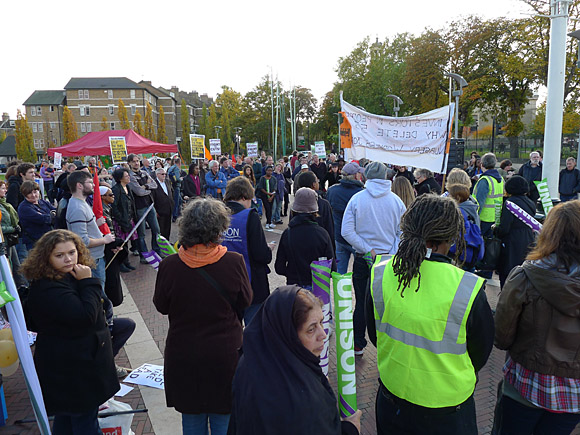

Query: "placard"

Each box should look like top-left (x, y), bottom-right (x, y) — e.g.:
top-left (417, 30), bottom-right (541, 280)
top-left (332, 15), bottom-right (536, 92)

top-left (124, 363), bottom-right (164, 390)
top-left (247, 142), bottom-right (258, 158)
top-left (54, 152), bottom-right (62, 169)
top-left (315, 141), bottom-right (326, 158)
top-left (209, 139), bottom-right (221, 156)
top-left (109, 136), bottom-right (128, 164)
top-left (190, 134), bottom-right (205, 160)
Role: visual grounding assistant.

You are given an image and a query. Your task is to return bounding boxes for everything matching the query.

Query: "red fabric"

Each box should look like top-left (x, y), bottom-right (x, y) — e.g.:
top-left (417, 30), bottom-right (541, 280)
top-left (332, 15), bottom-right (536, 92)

top-left (92, 171), bottom-right (110, 235)
top-left (47, 130), bottom-right (178, 157)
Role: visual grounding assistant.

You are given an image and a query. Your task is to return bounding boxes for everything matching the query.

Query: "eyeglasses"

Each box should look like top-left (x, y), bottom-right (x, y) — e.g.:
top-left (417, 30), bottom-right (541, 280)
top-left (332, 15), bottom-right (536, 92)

top-left (158, 173), bottom-right (166, 176)
top-left (104, 193), bottom-right (114, 197)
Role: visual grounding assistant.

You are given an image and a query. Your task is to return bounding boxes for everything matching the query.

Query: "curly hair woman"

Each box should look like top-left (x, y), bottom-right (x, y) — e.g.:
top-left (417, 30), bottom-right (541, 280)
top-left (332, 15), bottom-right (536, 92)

top-left (153, 198), bottom-right (252, 435)
top-left (22, 230), bottom-right (119, 434)
top-left (367, 195), bottom-right (494, 434)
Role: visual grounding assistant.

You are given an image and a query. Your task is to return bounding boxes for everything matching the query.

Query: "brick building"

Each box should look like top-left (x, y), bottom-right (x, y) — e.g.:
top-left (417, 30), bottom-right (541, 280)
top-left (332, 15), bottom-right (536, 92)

top-left (22, 90), bottom-right (66, 151)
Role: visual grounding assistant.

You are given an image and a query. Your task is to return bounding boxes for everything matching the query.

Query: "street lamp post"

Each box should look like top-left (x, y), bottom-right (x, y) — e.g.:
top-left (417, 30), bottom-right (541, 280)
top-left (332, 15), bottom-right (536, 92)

top-left (214, 125), bottom-right (222, 139)
top-left (386, 95), bottom-right (403, 117)
top-left (569, 30), bottom-right (580, 164)
top-left (234, 127), bottom-right (242, 156)
top-left (444, 72), bottom-right (468, 139)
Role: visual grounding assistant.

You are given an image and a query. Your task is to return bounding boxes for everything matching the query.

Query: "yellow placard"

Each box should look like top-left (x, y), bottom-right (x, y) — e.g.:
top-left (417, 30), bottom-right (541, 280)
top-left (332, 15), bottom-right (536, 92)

top-left (109, 136), bottom-right (128, 164)
top-left (190, 134), bottom-right (205, 160)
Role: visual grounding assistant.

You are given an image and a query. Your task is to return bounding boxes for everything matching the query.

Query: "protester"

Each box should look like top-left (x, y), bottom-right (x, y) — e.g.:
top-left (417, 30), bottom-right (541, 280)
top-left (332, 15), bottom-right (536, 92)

top-left (252, 157), bottom-right (263, 185)
top-left (497, 159), bottom-right (513, 181)
top-left (205, 160), bottom-right (228, 200)
top-left (282, 157), bottom-right (292, 216)
top-left (518, 151), bottom-right (543, 204)
top-left (414, 168), bottom-right (441, 195)
top-left (111, 168), bottom-right (138, 272)
top-left (182, 163), bottom-right (205, 200)
top-left (7, 162), bottom-right (35, 209)
top-left (323, 162), bottom-right (341, 190)
top-left (473, 152), bottom-right (503, 239)
top-left (223, 177), bottom-right (272, 325)
top-left (220, 157), bottom-right (240, 181)
top-left (494, 200), bottom-right (580, 434)
top-left (0, 180), bottom-right (25, 288)
top-left (391, 176), bottom-right (415, 208)
top-left (39, 160), bottom-right (55, 203)
top-left (394, 166), bottom-right (415, 185)
top-left (151, 167), bottom-right (174, 241)
top-left (310, 154), bottom-right (327, 187)
top-left (18, 180), bottom-right (55, 250)
top-left (153, 198), bottom-right (252, 435)
top-left (257, 165), bottom-right (277, 229)
top-left (326, 162), bottom-right (365, 274)
top-left (272, 163), bottom-right (285, 225)
top-left (368, 195), bottom-right (494, 434)
top-left (342, 162), bottom-right (405, 356)
top-left (292, 156), bottom-right (308, 180)
top-left (558, 156), bottom-right (580, 202)
top-left (168, 157), bottom-right (183, 221)
top-left (494, 175), bottom-right (536, 288)
top-left (275, 188), bottom-right (335, 287)
top-left (54, 163), bottom-right (76, 202)
top-left (22, 230), bottom-right (119, 434)
top-left (127, 154), bottom-right (161, 262)
top-left (98, 167), bottom-right (113, 187)
top-left (261, 155), bottom-right (274, 176)
top-left (229, 286), bottom-right (361, 435)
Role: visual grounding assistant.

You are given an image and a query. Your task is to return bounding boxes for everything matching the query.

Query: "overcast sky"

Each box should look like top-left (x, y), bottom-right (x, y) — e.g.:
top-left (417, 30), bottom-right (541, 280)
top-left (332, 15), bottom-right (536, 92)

top-left (2, 0), bottom-right (533, 119)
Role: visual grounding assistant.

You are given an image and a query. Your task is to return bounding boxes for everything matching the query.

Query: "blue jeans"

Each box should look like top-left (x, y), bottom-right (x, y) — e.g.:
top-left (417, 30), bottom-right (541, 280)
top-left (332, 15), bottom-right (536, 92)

top-left (352, 256), bottom-right (370, 349)
top-left (272, 198), bottom-right (282, 222)
top-left (256, 198), bottom-right (263, 217)
top-left (182, 413), bottom-right (230, 435)
top-left (335, 241), bottom-right (355, 274)
top-left (53, 407), bottom-right (101, 435)
top-left (93, 257), bottom-right (106, 291)
top-left (136, 205), bottom-right (161, 255)
top-left (172, 185), bottom-right (182, 219)
top-left (15, 239), bottom-right (28, 263)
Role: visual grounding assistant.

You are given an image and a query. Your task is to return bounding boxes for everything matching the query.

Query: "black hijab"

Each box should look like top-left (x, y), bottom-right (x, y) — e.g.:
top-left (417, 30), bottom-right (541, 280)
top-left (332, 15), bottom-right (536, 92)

top-left (228, 285), bottom-right (341, 435)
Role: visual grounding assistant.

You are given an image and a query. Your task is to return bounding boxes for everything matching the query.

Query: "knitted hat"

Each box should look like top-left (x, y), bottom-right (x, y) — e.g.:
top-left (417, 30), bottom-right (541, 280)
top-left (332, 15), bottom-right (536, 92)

top-left (291, 188), bottom-right (319, 213)
top-left (364, 161), bottom-right (387, 180)
top-left (505, 175), bottom-right (529, 195)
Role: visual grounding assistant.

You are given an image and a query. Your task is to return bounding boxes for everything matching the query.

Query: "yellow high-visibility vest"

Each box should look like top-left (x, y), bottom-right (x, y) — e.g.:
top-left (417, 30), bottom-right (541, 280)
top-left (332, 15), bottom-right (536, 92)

top-left (474, 174), bottom-right (504, 223)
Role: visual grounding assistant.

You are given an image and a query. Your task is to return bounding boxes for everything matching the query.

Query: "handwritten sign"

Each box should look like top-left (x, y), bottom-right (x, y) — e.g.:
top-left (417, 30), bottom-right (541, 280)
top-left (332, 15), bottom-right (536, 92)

top-left (209, 139), bottom-right (221, 156)
top-left (190, 134), bottom-right (205, 160)
top-left (247, 142), bottom-right (258, 158)
top-left (54, 152), bottom-right (62, 169)
top-left (341, 95), bottom-right (454, 173)
top-left (315, 141), bottom-right (326, 158)
top-left (109, 136), bottom-right (128, 164)
top-left (124, 363), bottom-right (164, 390)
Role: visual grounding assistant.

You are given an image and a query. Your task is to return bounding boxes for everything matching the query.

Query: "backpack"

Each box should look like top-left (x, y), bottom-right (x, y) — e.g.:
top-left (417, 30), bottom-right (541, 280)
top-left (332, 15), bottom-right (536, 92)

top-left (449, 207), bottom-right (484, 269)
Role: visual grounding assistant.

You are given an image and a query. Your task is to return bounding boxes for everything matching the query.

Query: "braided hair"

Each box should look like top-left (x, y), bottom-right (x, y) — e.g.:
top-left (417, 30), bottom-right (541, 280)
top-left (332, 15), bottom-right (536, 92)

top-left (392, 194), bottom-right (465, 297)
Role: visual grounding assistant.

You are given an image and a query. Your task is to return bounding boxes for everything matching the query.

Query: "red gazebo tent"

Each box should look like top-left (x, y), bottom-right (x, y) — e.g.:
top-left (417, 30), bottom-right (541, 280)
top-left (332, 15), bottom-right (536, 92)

top-left (47, 130), bottom-right (178, 157)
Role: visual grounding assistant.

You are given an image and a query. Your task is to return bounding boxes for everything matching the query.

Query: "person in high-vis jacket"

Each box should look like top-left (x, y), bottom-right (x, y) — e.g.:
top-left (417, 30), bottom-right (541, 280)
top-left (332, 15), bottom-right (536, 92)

top-left (473, 152), bottom-right (504, 238)
top-left (366, 195), bottom-right (494, 434)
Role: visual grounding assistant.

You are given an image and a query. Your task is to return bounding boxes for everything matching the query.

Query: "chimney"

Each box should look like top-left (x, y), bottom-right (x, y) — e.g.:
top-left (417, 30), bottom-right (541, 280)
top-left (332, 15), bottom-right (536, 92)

top-left (2, 113), bottom-right (8, 123)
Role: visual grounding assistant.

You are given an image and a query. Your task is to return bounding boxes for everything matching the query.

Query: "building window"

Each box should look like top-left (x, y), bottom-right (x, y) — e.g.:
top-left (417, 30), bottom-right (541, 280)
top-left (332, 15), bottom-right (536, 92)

top-left (30, 106), bottom-right (36, 116)
top-left (39, 138), bottom-right (44, 147)
top-left (84, 89), bottom-right (89, 99)
top-left (37, 106), bottom-right (42, 116)
top-left (130, 105), bottom-right (136, 115)
top-left (85, 105), bottom-right (90, 116)
top-left (108, 89), bottom-right (113, 99)
top-left (108, 105), bottom-right (114, 116)
top-left (50, 105), bottom-right (55, 112)
top-left (80, 106), bottom-right (85, 116)
top-left (130, 90), bottom-right (135, 99)
top-left (38, 122), bottom-right (43, 132)
top-left (86, 122), bottom-right (92, 132)
top-left (32, 123), bottom-right (37, 133)
top-left (34, 139), bottom-right (39, 148)
top-left (78, 90), bottom-right (83, 99)
top-left (110, 122), bottom-right (115, 130)
top-left (80, 122), bottom-right (86, 133)
top-left (50, 122), bottom-right (56, 129)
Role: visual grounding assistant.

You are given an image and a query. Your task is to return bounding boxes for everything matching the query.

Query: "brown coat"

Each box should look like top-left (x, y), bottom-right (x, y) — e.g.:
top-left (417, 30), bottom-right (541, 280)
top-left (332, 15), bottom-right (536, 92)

top-left (153, 252), bottom-right (252, 414)
top-left (495, 258), bottom-right (580, 378)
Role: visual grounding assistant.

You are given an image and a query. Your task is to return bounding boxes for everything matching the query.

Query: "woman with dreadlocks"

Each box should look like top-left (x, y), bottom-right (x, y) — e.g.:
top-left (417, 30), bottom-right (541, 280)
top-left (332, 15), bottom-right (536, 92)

top-left (366, 194), bottom-right (494, 434)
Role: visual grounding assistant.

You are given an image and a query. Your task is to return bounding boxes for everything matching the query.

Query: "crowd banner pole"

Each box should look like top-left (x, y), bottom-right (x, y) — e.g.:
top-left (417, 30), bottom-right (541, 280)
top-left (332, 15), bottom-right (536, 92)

top-left (310, 259), bottom-right (333, 376)
top-left (332, 272), bottom-right (357, 418)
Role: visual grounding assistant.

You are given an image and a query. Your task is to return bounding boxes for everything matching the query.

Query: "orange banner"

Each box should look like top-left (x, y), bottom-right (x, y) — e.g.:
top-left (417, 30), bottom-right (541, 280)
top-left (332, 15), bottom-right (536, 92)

top-left (339, 112), bottom-right (352, 148)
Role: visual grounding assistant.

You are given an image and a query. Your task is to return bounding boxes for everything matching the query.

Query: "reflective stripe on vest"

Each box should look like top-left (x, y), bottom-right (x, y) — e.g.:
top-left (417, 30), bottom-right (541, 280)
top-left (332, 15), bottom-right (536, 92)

top-left (475, 175), bottom-right (504, 222)
top-left (372, 258), bottom-right (479, 355)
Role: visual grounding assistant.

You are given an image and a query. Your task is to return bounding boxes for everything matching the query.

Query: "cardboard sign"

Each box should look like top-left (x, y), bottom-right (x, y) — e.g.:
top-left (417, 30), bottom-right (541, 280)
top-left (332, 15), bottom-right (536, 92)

top-left (315, 141), bottom-right (326, 158)
top-left (247, 142), bottom-right (258, 158)
top-left (109, 136), bottom-right (128, 164)
top-left (54, 152), bottom-right (62, 169)
top-left (209, 139), bottom-right (221, 155)
top-left (190, 134), bottom-right (205, 160)
top-left (124, 363), bottom-right (164, 390)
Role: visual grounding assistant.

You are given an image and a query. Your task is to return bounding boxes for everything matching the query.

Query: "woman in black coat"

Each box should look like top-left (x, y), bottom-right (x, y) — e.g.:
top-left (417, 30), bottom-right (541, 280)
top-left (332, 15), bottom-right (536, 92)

top-left (494, 175), bottom-right (537, 288)
top-left (182, 163), bottom-right (206, 200)
top-left (22, 230), bottom-right (119, 434)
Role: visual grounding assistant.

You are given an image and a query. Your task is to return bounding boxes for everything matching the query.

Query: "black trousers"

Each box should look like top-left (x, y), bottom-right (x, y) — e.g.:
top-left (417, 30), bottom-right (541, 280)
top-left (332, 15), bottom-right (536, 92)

top-left (376, 381), bottom-right (477, 435)
top-left (157, 213), bottom-right (172, 240)
top-left (262, 198), bottom-right (273, 224)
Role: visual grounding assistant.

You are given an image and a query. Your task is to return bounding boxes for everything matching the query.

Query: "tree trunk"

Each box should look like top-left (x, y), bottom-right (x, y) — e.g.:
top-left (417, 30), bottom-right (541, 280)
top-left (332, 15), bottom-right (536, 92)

top-left (509, 136), bottom-right (519, 159)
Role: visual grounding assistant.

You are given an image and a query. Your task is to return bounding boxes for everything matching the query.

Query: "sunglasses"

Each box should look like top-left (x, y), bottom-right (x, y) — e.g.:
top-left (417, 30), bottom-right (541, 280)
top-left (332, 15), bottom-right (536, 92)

top-left (104, 193), bottom-right (114, 197)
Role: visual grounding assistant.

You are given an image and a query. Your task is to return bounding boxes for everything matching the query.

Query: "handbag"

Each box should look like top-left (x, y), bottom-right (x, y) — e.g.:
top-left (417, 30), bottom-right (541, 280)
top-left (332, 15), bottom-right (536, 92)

top-left (476, 236), bottom-right (502, 271)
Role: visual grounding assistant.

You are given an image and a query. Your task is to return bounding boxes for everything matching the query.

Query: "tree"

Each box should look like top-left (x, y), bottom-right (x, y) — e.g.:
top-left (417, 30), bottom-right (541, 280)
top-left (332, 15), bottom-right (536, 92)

top-left (313, 91), bottom-right (340, 144)
top-left (62, 106), bottom-right (78, 145)
top-left (157, 106), bottom-right (168, 143)
top-left (133, 110), bottom-right (144, 136)
top-left (240, 75), bottom-right (275, 148)
top-left (0, 131), bottom-right (5, 144)
top-left (101, 116), bottom-right (108, 131)
top-left (118, 99), bottom-right (130, 129)
top-left (15, 110), bottom-right (35, 162)
top-left (199, 104), bottom-right (209, 143)
top-left (144, 102), bottom-right (155, 140)
top-left (208, 103), bottom-right (218, 143)
top-left (180, 99), bottom-right (191, 162)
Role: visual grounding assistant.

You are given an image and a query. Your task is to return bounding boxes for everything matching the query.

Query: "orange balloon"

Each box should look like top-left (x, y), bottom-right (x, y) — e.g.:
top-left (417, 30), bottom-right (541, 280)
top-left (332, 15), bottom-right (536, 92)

top-left (0, 340), bottom-right (18, 368)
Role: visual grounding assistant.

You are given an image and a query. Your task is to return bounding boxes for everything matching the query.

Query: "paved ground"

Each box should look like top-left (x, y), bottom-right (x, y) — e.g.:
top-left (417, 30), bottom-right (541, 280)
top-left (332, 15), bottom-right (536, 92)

top-left (1, 216), bottom-right (579, 434)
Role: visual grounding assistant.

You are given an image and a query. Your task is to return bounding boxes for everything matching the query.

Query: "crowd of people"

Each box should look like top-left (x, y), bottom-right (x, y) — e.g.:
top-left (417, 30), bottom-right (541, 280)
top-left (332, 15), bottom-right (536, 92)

top-left (1, 146), bottom-right (578, 435)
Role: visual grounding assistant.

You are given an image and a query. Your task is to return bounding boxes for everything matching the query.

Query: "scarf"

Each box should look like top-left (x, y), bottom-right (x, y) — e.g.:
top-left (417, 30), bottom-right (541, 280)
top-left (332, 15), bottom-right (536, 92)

top-left (229, 286), bottom-right (341, 435)
top-left (178, 243), bottom-right (227, 268)
top-left (0, 197), bottom-right (19, 226)
top-left (189, 174), bottom-right (201, 196)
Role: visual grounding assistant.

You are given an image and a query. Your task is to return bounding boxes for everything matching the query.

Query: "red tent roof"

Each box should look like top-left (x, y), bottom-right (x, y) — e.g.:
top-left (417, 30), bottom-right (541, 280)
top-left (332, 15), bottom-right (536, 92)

top-left (47, 130), bottom-right (178, 157)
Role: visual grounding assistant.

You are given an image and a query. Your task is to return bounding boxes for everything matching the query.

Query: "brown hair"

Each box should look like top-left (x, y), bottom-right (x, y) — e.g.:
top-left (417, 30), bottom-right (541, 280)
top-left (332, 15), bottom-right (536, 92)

top-left (17, 163), bottom-right (35, 177)
top-left (224, 176), bottom-right (255, 202)
top-left (392, 177), bottom-right (415, 208)
top-left (527, 201), bottom-right (580, 270)
top-left (447, 185), bottom-right (470, 204)
top-left (292, 289), bottom-right (323, 332)
top-left (20, 180), bottom-right (39, 197)
top-left (242, 164), bottom-right (255, 186)
top-left (5, 166), bottom-right (17, 179)
top-left (20, 230), bottom-right (95, 281)
top-left (0, 180), bottom-right (6, 188)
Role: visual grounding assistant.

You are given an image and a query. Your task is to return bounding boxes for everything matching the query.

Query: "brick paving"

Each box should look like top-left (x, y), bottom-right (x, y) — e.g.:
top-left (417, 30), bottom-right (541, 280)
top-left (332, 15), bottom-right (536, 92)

top-left (2, 218), bottom-right (579, 434)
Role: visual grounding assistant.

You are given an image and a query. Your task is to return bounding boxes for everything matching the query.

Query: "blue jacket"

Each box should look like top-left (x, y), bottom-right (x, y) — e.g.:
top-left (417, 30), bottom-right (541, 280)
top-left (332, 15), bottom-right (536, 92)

top-left (18, 199), bottom-right (55, 249)
top-left (273, 173), bottom-right (285, 201)
top-left (220, 166), bottom-right (240, 181)
top-left (205, 170), bottom-right (228, 198)
top-left (326, 178), bottom-right (364, 245)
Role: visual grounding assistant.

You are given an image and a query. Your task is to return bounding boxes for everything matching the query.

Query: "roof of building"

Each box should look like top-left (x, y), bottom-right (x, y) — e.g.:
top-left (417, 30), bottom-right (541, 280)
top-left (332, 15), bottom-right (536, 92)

top-left (138, 81), bottom-right (175, 100)
top-left (64, 77), bottom-right (142, 90)
top-left (23, 90), bottom-right (66, 106)
top-left (0, 135), bottom-right (44, 157)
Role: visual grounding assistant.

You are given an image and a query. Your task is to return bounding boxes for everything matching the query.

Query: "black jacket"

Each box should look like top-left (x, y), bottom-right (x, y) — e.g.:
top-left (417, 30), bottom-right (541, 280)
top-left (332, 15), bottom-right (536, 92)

top-left (6, 175), bottom-right (23, 210)
top-left (558, 167), bottom-right (580, 196)
top-left (365, 253), bottom-right (495, 373)
top-left (395, 170), bottom-right (416, 185)
top-left (275, 214), bottom-right (335, 286)
top-left (182, 173), bottom-right (206, 198)
top-left (310, 162), bottom-right (327, 184)
top-left (151, 180), bottom-right (174, 217)
top-left (25, 275), bottom-right (119, 414)
top-left (518, 162), bottom-right (542, 203)
top-left (326, 178), bottom-right (364, 245)
top-left (226, 202), bottom-right (272, 305)
top-left (111, 183), bottom-right (137, 233)
top-left (416, 177), bottom-right (441, 196)
top-left (316, 194), bottom-right (335, 251)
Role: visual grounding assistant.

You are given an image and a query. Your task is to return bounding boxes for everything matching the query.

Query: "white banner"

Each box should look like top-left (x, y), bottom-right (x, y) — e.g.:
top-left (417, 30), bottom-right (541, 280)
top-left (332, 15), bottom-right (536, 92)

top-left (341, 95), bottom-right (454, 173)
top-left (209, 139), bottom-right (221, 156)
top-left (54, 152), bottom-right (62, 169)
top-left (314, 141), bottom-right (326, 158)
top-left (247, 142), bottom-right (258, 158)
